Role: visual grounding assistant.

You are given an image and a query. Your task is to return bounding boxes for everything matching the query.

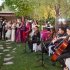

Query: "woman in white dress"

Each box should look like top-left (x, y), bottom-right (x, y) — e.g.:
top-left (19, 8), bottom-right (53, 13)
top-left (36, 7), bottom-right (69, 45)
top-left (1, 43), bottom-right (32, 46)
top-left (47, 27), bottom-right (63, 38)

top-left (5, 21), bottom-right (12, 41)
top-left (11, 21), bottom-right (16, 42)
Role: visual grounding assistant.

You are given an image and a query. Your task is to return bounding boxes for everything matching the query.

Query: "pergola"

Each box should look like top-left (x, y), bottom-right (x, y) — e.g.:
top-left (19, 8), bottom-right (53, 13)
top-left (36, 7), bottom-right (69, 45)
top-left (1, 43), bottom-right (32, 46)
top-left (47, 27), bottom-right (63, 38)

top-left (0, 10), bottom-right (16, 21)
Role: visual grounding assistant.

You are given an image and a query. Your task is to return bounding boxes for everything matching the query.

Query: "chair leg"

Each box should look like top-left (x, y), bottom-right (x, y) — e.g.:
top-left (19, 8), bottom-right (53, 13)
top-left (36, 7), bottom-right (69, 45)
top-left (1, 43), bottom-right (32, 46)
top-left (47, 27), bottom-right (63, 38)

top-left (48, 46), bottom-right (53, 56)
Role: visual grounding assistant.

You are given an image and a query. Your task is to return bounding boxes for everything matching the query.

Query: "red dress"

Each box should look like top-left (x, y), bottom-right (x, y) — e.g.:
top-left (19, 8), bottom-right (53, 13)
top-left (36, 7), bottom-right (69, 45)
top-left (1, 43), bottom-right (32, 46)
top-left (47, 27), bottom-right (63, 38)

top-left (22, 22), bottom-right (31, 43)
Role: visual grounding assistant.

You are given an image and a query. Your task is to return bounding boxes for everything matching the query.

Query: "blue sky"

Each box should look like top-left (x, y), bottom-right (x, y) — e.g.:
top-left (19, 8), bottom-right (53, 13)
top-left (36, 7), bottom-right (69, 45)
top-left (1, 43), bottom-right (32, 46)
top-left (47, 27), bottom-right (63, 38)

top-left (0, 0), bottom-right (4, 6)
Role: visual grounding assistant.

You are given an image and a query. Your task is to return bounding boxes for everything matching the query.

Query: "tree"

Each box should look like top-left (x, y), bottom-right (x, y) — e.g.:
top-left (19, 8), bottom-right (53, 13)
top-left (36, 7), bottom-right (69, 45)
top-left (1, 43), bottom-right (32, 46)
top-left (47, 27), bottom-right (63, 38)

top-left (5, 0), bottom-right (70, 19)
top-left (5, 0), bottom-right (55, 19)
top-left (4, 0), bottom-right (70, 32)
top-left (0, 2), bottom-right (4, 11)
top-left (5, 0), bottom-right (33, 17)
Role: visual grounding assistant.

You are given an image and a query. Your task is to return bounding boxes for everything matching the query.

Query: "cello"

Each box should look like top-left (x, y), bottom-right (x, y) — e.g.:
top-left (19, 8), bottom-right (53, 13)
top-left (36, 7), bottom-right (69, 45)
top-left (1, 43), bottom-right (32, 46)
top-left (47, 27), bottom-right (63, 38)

top-left (51, 35), bottom-right (69, 62)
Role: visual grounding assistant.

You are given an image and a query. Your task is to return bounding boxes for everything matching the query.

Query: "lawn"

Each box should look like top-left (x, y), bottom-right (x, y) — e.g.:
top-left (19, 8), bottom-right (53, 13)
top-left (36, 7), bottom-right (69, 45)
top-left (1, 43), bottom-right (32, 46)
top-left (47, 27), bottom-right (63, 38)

top-left (0, 41), bottom-right (62, 70)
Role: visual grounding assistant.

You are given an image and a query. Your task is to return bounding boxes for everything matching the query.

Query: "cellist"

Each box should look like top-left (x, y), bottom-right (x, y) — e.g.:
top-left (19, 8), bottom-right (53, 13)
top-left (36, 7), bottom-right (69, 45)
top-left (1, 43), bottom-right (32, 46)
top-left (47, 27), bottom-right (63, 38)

top-left (57, 27), bottom-right (70, 68)
top-left (51, 27), bottom-right (67, 52)
top-left (56, 26), bottom-right (70, 70)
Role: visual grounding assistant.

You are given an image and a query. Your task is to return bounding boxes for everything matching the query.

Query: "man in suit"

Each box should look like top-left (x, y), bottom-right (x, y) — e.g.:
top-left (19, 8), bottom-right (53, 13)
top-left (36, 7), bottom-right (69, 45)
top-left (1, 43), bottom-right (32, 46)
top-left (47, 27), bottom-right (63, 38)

top-left (0, 17), bottom-right (3, 40)
top-left (2, 19), bottom-right (6, 40)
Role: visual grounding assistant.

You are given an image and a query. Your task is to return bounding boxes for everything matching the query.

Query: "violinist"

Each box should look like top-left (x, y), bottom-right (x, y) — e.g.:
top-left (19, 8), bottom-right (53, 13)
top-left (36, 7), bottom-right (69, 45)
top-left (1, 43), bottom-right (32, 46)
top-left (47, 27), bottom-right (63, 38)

top-left (55, 26), bottom-right (70, 70)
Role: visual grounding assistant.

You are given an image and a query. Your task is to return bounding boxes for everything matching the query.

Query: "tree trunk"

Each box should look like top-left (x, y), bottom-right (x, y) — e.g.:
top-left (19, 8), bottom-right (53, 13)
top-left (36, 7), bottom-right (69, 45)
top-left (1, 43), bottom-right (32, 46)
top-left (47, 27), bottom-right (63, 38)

top-left (55, 4), bottom-right (60, 32)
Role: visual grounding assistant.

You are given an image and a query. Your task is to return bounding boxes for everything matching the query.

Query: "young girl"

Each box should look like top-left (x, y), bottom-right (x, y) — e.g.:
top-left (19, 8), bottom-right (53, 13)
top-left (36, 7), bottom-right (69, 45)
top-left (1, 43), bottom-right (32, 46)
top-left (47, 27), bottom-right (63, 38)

top-left (32, 26), bottom-right (41, 52)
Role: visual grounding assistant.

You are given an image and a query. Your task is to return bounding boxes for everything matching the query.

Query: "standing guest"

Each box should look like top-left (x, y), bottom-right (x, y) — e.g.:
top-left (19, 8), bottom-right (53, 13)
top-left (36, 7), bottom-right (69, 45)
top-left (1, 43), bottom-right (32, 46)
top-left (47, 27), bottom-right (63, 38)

top-left (26, 21), bottom-right (32, 38)
top-left (21, 23), bottom-right (27, 42)
top-left (28, 29), bottom-right (33, 52)
top-left (21, 20), bottom-right (27, 43)
top-left (15, 19), bottom-right (21, 43)
top-left (41, 26), bottom-right (52, 54)
top-left (0, 17), bottom-right (3, 40)
top-left (31, 20), bottom-right (38, 36)
top-left (27, 20), bottom-right (36, 52)
top-left (11, 20), bottom-right (16, 42)
top-left (32, 26), bottom-right (40, 52)
top-left (22, 20), bottom-right (32, 43)
top-left (41, 27), bottom-right (51, 42)
top-left (20, 17), bottom-right (26, 42)
top-left (26, 21), bottom-right (34, 52)
top-left (2, 19), bottom-right (7, 40)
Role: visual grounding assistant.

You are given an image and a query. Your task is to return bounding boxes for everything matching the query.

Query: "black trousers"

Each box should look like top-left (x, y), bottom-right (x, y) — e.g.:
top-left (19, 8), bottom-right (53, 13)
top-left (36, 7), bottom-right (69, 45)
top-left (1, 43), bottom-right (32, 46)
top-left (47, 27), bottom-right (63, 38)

top-left (0, 28), bottom-right (2, 39)
top-left (28, 41), bottom-right (33, 52)
top-left (3, 29), bottom-right (6, 40)
top-left (57, 52), bottom-right (70, 67)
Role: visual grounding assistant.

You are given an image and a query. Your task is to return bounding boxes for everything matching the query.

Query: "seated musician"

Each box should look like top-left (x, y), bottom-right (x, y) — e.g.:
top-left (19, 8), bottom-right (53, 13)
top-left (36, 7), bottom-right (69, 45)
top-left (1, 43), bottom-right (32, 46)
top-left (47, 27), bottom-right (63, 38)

top-left (51, 27), bottom-right (67, 52)
top-left (53, 27), bottom-right (70, 70)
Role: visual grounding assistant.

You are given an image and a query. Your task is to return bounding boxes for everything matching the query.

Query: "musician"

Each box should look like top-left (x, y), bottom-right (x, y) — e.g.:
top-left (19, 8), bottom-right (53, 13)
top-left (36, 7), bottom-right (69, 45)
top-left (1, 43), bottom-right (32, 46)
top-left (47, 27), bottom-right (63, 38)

top-left (53, 27), bottom-right (66, 41)
top-left (55, 26), bottom-right (70, 70)
top-left (51, 27), bottom-right (67, 52)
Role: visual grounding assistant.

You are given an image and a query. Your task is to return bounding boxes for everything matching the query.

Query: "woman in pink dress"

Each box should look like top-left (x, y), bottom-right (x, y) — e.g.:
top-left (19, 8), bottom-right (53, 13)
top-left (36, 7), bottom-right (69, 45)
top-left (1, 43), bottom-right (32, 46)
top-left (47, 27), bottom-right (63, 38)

top-left (11, 20), bottom-right (16, 42)
top-left (15, 19), bottom-right (21, 43)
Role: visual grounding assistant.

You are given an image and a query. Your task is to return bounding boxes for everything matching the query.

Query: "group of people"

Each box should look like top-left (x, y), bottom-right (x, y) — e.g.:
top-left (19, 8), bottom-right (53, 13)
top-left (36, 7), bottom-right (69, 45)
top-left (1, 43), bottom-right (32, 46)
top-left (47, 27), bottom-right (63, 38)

top-left (0, 17), bottom-right (70, 70)
top-left (0, 17), bottom-right (19, 41)
top-left (0, 17), bottom-right (31, 42)
top-left (28, 20), bottom-right (70, 70)
top-left (45, 22), bottom-right (70, 70)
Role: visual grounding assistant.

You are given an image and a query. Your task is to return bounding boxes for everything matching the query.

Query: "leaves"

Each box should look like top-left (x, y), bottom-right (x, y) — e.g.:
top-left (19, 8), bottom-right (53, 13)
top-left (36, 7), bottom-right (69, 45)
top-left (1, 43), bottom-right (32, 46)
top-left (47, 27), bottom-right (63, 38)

top-left (5, 0), bottom-right (70, 19)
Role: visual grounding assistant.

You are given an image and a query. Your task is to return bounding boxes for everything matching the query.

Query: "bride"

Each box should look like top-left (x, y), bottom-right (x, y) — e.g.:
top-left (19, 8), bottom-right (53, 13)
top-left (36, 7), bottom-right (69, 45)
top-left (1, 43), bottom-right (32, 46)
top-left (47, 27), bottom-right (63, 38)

top-left (11, 20), bottom-right (16, 41)
top-left (5, 21), bottom-right (12, 41)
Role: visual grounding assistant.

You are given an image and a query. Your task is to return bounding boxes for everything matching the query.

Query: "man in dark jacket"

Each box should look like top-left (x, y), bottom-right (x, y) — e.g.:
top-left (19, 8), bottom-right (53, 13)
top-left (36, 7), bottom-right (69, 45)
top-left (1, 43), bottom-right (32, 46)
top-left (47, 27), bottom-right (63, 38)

top-left (0, 18), bottom-right (3, 40)
top-left (2, 19), bottom-right (6, 40)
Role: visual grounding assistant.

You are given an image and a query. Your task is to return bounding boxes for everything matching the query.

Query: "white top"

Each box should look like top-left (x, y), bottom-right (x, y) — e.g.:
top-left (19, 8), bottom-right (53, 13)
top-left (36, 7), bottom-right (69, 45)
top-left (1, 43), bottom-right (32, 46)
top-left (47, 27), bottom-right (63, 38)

top-left (11, 23), bottom-right (16, 29)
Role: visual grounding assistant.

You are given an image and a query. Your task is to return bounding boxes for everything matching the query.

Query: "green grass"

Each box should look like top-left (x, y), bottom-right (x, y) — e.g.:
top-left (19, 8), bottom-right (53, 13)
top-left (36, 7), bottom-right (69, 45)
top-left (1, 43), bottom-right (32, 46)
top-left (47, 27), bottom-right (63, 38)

top-left (0, 41), bottom-right (62, 70)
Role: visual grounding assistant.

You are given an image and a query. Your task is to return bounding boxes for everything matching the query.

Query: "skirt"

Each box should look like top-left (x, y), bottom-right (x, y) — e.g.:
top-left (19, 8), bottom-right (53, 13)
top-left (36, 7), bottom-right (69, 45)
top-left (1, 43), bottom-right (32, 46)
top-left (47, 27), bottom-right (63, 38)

top-left (5, 29), bottom-right (11, 39)
top-left (15, 28), bottom-right (21, 42)
top-left (11, 29), bottom-right (15, 41)
top-left (33, 43), bottom-right (41, 52)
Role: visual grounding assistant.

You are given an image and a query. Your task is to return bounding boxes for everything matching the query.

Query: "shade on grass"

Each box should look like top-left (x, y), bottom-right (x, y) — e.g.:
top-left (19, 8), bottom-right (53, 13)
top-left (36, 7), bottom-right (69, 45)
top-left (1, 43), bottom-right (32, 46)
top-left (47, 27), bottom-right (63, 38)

top-left (0, 41), bottom-right (62, 70)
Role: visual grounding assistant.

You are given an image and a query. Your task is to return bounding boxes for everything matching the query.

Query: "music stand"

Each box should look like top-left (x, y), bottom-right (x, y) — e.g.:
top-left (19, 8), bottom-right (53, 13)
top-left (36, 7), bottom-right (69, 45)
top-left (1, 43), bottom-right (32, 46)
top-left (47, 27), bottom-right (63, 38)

top-left (41, 40), bottom-right (45, 67)
top-left (23, 39), bottom-right (27, 53)
top-left (36, 39), bottom-right (46, 68)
